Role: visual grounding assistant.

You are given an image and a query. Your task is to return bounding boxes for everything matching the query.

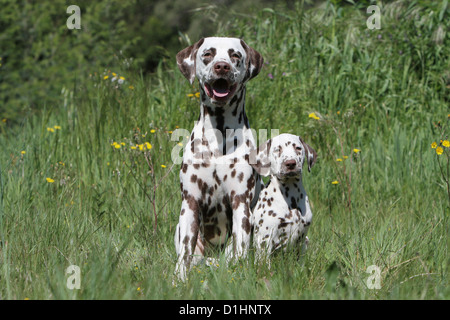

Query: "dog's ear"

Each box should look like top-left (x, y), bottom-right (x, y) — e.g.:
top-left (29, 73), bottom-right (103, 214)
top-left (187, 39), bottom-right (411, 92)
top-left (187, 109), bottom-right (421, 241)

top-left (176, 38), bottom-right (205, 85)
top-left (240, 39), bottom-right (264, 82)
top-left (300, 137), bottom-right (317, 172)
top-left (249, 138), bottom-right (272, 177)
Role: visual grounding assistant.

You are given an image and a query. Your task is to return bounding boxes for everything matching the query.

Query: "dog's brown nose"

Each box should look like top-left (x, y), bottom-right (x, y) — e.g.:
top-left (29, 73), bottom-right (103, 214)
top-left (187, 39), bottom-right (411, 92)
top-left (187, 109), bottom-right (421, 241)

top-left (214, 62), bottom-right (231, 75)
top-left (283, 159), bottom-right (297, 171)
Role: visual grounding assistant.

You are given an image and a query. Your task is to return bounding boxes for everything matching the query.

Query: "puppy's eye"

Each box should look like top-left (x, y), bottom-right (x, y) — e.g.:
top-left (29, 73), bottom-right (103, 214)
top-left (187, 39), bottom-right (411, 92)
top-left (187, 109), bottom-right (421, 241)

top-left (231, 53), bottom-right (241, 59)
top-left (203, 52), bottom-right (212, 57)
top-left (295, 146), bottom-right (302, 151)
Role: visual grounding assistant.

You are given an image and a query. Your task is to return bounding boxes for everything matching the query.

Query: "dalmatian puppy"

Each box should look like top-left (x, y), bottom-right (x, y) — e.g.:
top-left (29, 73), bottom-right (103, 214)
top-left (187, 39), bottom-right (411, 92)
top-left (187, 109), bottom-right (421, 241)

top-left (250, 133), bottom-right (317, 264)
top-left (174, 37), bottom-right (264, 281)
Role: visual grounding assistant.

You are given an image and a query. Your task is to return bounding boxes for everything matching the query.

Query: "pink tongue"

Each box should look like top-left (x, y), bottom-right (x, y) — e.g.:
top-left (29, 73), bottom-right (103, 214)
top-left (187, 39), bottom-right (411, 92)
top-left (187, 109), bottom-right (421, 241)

top-left (213, 89), bottom-right (229, 98)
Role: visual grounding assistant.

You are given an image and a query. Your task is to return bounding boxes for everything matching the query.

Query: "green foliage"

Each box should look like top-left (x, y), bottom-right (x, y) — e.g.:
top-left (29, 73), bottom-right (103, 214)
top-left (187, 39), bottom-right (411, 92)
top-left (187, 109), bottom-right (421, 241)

top-left (0, 0), bottom-right (286, 123)
top-left (0, 0), bottom-right (449, 300)
top-left (0, 0), bottom-right (140, 122)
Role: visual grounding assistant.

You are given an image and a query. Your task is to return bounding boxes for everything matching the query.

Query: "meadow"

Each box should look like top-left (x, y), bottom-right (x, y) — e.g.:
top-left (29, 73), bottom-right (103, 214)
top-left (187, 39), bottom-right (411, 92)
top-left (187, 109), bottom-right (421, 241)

top-left (0, 1), bottom-right (448, 300)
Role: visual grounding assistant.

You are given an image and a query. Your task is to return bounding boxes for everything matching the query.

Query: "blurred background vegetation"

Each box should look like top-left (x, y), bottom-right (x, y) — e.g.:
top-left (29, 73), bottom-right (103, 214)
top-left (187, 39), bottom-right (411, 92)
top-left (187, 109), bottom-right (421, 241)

top-left (0, 0), bottom-right (447, 123)
top-left (0, 0), bottom-right (298, 123)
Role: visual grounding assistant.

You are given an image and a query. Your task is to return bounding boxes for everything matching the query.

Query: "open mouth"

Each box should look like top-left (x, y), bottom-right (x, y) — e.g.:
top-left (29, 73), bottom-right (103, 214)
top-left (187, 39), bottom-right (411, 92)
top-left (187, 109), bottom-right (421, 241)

top-left (204, 79), bottom-right (237, 101)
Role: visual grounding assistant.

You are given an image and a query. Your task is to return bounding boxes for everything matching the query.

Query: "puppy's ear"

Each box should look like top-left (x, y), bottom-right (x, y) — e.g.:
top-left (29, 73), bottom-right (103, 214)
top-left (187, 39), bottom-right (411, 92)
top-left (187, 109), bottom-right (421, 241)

top-left (300, 137), bottom-right (317, 172)
top-left (176, 38), bottom-right (205, 85)
top-left (249, 138), bottom-right (272, 177)
top-left (240, 39), bottom-right (264, 82)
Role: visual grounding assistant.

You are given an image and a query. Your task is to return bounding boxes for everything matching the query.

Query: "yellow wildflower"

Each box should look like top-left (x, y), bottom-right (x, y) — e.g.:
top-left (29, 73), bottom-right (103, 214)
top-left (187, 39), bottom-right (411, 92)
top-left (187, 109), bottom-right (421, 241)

top-left (104, 75), bottom-right (109, 80)
top-left (308, 112), bottom-right (320, 120)
top-left (431, 142), bottom-right (437, 149)
top-left (21, 151), bottom-right (26, 155)
top-left (46, 178), bottom-right (55, 183)
top-left (130, 146), bottom-right (136, 150)
top-left (54, 125), bottom-right (61, 130)
top-left (145, 142), bottom-right (152, 150)
top-left (161, 165), bottom-right (166, 168)
top-left (343, 155), bottom-right (348, 159)
top-left (195, 92), bottom-right (200, 98)
top-left (187, 93), bottom-right (194, 98)
top-left (331, 180), bottom-right (339, 185)
top-left (114, 144), bottom-right (121, 149)
top-left (119, 76), bottom-right (125, 80)
top-left (47, 127), bottom-right (55, 132)
top-left (436, 147), bottom-right (444, 155)
top-left (150, 129), bottom-right (156, 133)
top-left (138, 144), bottom-right (144, 151)
top-left (442, 140), bottom-right (450, 148)
top-left (353, 148), bottom-right (361, 153)
top-left (336, 158), bottom-right (343, 162)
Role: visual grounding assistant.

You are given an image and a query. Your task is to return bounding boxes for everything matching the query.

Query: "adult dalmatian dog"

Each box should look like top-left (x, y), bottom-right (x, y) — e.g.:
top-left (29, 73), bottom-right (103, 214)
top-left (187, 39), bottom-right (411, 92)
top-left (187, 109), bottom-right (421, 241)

top-left (250, 134), bottom-right (317, 265)
top-left (174, 37), bottom-right (264, 281)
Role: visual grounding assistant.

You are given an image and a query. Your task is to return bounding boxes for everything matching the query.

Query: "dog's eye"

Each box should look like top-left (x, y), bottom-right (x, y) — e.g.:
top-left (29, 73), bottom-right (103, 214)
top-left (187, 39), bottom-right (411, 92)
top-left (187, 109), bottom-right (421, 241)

top-left (203, 52), bottom-right (212, 57)
top-left (295, 146), bottom-right (302, 151)
top-left (231, 53), bottom-right (241, 59)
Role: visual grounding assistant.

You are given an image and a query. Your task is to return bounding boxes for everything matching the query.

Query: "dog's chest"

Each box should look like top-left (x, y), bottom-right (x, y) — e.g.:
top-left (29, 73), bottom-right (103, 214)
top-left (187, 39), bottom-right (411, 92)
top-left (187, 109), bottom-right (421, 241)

top-left (253, 182), bottom-right (312, 246)
top-left (180, 111), bottom-right (257, 246)
top-left (181, 128), bottom-right (255, 196)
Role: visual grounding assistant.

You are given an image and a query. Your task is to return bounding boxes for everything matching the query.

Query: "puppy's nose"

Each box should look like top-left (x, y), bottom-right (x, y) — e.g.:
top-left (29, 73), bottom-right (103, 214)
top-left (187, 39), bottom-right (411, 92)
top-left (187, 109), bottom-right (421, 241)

top-left (214, 62), bottom-right (231, 75)
top-left (283, 159), bottom-right (297, 171)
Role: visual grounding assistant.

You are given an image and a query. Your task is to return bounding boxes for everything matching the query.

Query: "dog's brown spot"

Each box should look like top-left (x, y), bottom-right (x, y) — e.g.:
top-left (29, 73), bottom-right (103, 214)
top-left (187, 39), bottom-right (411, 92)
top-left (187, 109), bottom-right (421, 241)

top-left (242, 217), bottom-right (251, 234)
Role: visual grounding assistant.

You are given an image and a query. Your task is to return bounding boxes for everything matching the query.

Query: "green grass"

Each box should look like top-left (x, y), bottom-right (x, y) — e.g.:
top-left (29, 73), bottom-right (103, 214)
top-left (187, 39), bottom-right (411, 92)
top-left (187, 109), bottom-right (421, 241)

top-left (0, 1), bottom-right (449, 299)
